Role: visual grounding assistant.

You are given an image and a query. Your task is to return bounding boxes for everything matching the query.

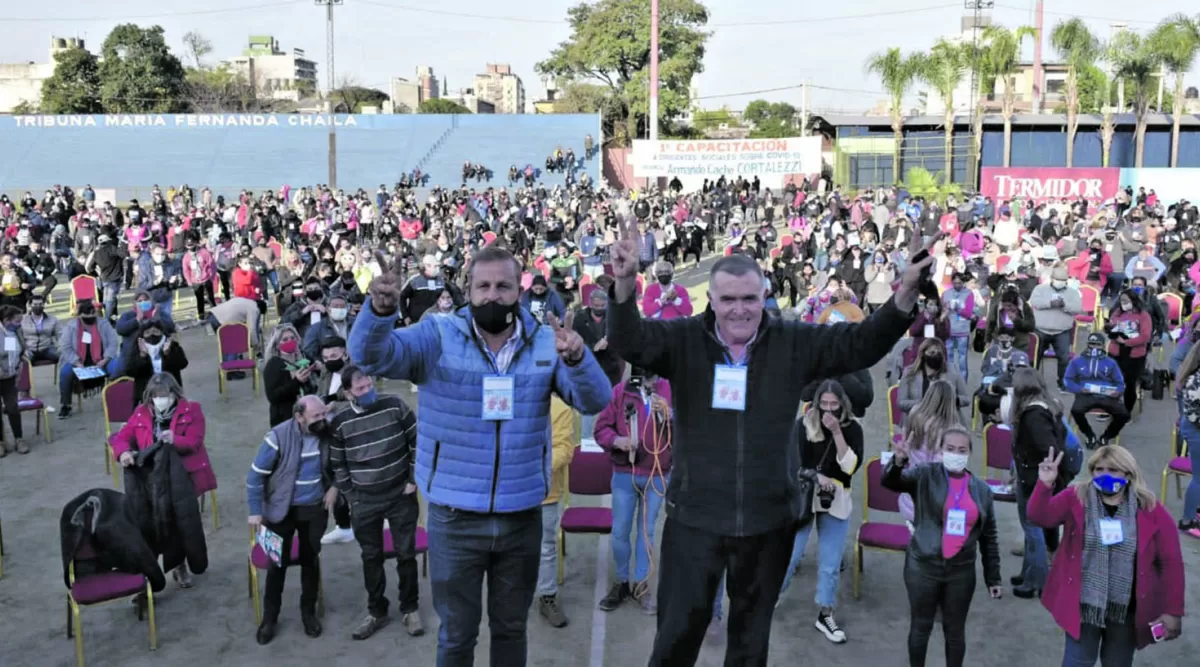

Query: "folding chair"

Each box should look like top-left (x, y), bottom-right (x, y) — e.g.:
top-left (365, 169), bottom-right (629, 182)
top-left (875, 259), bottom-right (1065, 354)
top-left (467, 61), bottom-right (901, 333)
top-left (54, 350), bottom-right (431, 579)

top-left (216, 323), bottom-right (260, 398)
top-left (247, 528), bottom-right (324, 625)
top-left (557, 447), bottom-right (613, 585)
top-left (15, 362), bottom-right (52, 442)
top-left (66, 539), bottom-right (157, 667)
top-left (1159, 293), bottom-right (1184, 364)
top-left (1161, 425), bottom-right (1192, 503)
top-left (102, 378), bottom-right (136, 487)
top-left (982, 423), bottom-right (1016, 502)
top-left (887, 385), bottom-right (904, 446)
top-left (1076, 284), bottom-right (1101, 337)
top-left (853, 457), bottom-right (909, 599)
top-left (383, 525), bottom-right (430, 578)
top-left (69, 275), bottom-right (101, 316)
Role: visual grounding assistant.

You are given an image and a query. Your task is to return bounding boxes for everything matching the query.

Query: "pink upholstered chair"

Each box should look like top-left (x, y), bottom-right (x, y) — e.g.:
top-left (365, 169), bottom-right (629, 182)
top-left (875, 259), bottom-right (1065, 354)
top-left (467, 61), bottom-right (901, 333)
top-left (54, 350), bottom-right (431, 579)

top-left (982, 423), bottom-right (1016, 503)
top-left (66, 539), bottom-right (157, 667)
top-left (247, 530), bottom-right (324, 625)
top-left (557, 447), bottom-right (613, 584)
top-left (216, 323), bottom-right (260, 398)
top-left (1162, 426), bottom-right (1192, 503)
top-left (853, 457), bottom-right (910, 599)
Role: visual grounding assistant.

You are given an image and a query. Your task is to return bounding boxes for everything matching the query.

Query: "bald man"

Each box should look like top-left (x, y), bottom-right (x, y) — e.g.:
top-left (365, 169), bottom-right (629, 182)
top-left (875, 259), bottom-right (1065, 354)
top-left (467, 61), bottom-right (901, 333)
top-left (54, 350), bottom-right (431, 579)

top-left (246, 395), bottom-right (339, 645)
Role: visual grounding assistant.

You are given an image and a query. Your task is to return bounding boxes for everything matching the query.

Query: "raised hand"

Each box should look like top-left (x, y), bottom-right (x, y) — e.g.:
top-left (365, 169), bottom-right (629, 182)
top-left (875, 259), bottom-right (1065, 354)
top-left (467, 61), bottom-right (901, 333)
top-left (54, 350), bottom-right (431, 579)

top-left (892, 436), bottom-right (910, 463)
top-left (1039, 447), bottom-right (1063, 488)
top-left (367, 256), bottom-right (405, 316)
top-left (610, 216), bottom-right (640, 280)
top-left (895, 230), bottom-right (943, 311)
top-left (546, 311), bottom-right (584, 363)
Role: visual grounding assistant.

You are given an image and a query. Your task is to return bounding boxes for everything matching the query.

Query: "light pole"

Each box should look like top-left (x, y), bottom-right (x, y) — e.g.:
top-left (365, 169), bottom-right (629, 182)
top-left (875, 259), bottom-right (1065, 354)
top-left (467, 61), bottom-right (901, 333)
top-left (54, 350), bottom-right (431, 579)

top-left (649, 0), bottom-right (659, 142)
top-left (964, 0), bottom-right (993, 190)
top-left (315, 0), bottom-right (342, 188)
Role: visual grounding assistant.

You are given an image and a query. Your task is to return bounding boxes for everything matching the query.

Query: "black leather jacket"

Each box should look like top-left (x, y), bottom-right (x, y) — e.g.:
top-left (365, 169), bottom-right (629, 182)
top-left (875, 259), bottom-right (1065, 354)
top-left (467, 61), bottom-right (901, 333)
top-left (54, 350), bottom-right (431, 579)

top-left (882, 460), bottom-right (1002, 587)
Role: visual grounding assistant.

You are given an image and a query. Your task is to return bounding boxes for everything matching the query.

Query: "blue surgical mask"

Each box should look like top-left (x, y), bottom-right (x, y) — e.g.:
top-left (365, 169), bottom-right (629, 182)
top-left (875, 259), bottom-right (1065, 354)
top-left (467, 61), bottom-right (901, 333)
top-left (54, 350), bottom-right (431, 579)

top-left (1092, 473), bottom-right (1128, 496)
top-left (137, 301), bottom-right (153, 313)
top-left (1132, 286), bottom-right (1145, 296)
top-left (355, 387), bottom-right (378, 408)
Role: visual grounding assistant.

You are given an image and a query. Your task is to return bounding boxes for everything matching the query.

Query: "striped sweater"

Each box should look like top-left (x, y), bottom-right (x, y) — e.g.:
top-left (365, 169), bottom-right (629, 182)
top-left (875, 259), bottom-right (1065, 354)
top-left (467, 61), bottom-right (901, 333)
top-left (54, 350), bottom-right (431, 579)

top-left (328, 394), bottom-right (417, 504)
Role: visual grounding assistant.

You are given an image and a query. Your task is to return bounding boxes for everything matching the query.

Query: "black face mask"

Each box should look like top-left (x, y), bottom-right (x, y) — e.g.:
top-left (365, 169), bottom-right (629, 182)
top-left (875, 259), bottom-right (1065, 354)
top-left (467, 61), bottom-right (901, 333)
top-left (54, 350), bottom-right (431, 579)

top-left (924, 354), bottom-right (944, 371)
top-left (324, 358), bottom-right (345, 373)
top-left (80, 315), bottom-right (97, 325)
top-left (307, 419), bottom-right (328, 435)
top-left (822, 408), bottom-right (842, 422)
top-left (306, 289), bottom-right (324, 301)
top-left (657, 274), bottom-right (672, 285)
top-left (473, 299), bottom-right (519, 334)
top-left (143, 334), bottom-right (164, 345)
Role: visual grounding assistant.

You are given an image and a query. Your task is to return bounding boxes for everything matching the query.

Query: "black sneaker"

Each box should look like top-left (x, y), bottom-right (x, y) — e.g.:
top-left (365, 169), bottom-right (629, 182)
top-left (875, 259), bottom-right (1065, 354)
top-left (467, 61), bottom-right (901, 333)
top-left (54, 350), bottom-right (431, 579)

top-left (815, 611), bottom-right (846, 644)
top-left (256, 619), bottom-right (277, 645)
top-left (57, 404), bottom-right (72, 420)
top-left (598, 582), bottom-right (630, 611)
top-left (301, 611), bottom-right (322, 638)
top-left (351, 614), bottom-right (390, 640)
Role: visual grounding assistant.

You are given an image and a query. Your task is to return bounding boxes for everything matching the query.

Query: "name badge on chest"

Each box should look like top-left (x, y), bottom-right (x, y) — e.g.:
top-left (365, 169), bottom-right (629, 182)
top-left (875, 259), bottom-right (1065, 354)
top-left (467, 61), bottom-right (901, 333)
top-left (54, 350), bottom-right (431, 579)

top-left (482, 375), bottom-right (514, 421)
top-left (1099, 518), bottom-right (1124, 546)
top-left (945, 509), bottom-right (967, 537)
top-left (712, 365), bottom-right (747, 411)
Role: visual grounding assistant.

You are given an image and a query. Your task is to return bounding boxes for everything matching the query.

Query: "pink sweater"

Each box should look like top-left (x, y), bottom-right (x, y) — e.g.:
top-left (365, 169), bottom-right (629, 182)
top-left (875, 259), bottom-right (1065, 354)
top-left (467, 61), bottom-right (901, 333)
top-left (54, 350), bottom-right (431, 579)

top-left (642, 283), bottom-right (693, 320)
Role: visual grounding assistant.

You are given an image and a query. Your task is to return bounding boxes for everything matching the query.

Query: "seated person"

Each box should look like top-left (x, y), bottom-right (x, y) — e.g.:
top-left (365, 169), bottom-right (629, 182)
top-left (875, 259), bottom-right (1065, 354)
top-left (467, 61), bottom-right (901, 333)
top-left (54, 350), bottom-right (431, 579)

top-left (115, 290), bottom-right (176, 361)
top-left (897, 338), bottom-right (971, 417)
top-left (976, 327), bottom-right (1030, 422)
top-left (1063, 332), bottom-right (1129, 449)
top-left (901, 297), bottom-right (950, 369)
top-left (984, 284), bottom-right (1036, 353)
top-left (57, 300), bottom-right (119, 419)
top-left (122, 319), bottom-right (189, 401)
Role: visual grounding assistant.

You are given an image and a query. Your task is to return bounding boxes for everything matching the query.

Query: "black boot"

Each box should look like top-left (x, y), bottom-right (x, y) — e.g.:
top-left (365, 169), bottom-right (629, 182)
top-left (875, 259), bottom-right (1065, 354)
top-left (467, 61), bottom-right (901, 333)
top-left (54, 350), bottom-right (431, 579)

top-left (301, 610), bottom-right (322, 638)
top-left (256, 618), bottom-right (278, 645)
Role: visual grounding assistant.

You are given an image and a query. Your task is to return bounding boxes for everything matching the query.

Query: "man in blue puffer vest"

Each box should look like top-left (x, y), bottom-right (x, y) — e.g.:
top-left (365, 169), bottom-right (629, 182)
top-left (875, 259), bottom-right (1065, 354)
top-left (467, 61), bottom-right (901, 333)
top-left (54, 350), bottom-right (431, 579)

top-left (1064, 332), bottom-right (1129, 448)
top-left (349, 244), bottom-right (610, 667)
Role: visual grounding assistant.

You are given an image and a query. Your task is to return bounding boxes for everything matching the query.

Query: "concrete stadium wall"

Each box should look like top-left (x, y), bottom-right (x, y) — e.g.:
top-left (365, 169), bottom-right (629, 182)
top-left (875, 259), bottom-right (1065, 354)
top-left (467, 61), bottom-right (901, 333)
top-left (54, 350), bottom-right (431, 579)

top-left (0, 113), bottom-right (602, 202)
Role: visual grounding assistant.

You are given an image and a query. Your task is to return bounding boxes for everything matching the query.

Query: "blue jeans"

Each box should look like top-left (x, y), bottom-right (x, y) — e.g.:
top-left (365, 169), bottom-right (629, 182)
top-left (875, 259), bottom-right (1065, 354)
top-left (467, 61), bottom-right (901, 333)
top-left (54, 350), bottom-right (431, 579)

top-left (266, 270), bottom-right (279, 293)
top-left (610, 470), bottom-right (668, 584)
top-left (100, 280), bottom-right (121, 319)
top-left (1061, 622), bottom-right (1136, 667)
top-left (1036, 328), bottom-right (1074, 385)
top-left (157, 298), bottom-right (173, 321)
top-left (427, 503), bottom-right (541, 667)
top-left (712, 575), bottom-right (725, 619)
top-left (778, 512), bottom-right (851, 608)
top-left (1179, 418), bottom-right (1200, 519)
top-left (946, 336), bottom-right (970, 381)
top-left (1015, 481), bottom-right (1048, 589)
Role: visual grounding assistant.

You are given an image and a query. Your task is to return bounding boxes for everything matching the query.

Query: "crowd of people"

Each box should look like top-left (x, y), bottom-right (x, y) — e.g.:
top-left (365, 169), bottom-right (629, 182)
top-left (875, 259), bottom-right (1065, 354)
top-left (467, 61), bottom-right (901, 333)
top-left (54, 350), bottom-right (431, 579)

top-left (0, 165), bottom-right (1190, 667)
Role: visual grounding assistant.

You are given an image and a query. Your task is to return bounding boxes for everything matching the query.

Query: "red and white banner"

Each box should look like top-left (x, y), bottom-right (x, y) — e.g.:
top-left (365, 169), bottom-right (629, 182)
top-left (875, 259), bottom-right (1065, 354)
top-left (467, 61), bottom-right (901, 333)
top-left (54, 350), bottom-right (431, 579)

top-left (980, 167), bottom-right (1120, 204)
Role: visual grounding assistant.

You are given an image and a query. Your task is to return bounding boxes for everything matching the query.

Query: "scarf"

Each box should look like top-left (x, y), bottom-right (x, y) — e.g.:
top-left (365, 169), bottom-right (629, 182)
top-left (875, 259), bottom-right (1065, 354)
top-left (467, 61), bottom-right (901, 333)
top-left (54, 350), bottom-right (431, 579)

top-left (75, 321), bottom-right (103, 365)
top-left (1080, 488), bottom-right (1137, 628)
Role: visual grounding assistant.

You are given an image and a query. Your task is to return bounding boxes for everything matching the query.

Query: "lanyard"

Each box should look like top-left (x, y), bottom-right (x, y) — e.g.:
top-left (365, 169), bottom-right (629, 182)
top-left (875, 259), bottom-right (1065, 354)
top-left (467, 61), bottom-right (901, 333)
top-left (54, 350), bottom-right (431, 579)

top-left (945, 470), bottom-right (968, 510)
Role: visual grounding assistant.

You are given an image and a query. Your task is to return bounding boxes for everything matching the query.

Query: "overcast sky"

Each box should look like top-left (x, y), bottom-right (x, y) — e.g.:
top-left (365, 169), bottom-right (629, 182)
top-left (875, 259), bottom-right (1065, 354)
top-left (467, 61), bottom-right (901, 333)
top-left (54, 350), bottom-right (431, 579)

top-left (0, 0), bottom-right (1193, 114)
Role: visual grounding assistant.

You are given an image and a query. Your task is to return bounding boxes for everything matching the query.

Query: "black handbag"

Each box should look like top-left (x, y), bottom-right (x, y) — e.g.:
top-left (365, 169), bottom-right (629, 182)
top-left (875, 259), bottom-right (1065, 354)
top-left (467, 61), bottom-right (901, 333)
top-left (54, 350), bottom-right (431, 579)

top-left (793, 468), bottom-right (819, 530)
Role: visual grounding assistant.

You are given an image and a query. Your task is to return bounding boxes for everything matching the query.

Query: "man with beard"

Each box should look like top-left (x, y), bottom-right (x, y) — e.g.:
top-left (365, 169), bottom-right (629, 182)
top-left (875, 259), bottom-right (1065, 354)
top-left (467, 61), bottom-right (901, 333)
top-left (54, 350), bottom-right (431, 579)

top-left (350, 244), bottom-right (610, 667)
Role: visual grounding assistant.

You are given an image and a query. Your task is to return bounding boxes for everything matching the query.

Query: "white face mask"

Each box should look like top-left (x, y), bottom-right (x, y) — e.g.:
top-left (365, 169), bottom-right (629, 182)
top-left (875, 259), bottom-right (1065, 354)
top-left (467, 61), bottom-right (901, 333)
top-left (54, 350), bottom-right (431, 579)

top-left (330, 307), bottom-right (348, 321)
top-left (942, 452), bottom-right (970, 474)
top-left (1120, 302), bottom-right (1132, 312)
top-left (152, 396), bottom-right (175, 413)
top-left (1051, 280), bottom-right (1067, 290)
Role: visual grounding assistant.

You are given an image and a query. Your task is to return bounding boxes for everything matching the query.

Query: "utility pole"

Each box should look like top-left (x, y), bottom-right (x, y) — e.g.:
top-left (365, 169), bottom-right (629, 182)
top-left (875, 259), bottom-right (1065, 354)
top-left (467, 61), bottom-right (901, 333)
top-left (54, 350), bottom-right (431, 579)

top-left (800, 80), bottom-right (810, 137)
top-left (1032, 0), bottom-right (1044, 114)
top-left (649, 0), bottom-right (660, 142)
top-left (316, 0), bottom-right (342, 188)
top-left (965, 0), bottom-right (993, 190)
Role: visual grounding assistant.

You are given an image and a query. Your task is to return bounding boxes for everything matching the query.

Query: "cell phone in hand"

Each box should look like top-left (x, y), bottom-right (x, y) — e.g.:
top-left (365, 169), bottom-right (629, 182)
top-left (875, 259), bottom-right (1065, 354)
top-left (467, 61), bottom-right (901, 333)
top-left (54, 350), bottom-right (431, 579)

top-left (1150, 621), bottom-right (1167, 642)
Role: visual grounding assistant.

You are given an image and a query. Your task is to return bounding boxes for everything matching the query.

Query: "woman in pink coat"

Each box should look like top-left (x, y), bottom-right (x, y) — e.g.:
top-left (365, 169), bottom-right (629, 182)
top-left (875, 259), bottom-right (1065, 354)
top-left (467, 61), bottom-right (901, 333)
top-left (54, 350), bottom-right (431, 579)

top-left (110, 372), bottom-right (215, 588)
top-left (1028, 444), bottom-right (1184, 664)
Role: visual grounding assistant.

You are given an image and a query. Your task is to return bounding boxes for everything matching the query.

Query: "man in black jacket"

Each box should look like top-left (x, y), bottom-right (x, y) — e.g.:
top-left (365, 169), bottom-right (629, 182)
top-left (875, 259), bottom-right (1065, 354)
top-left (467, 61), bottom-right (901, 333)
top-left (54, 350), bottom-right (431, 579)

top-left (607, 218), bottom-right (934, 665)
top-left (87, 233), bottom-right (126, 320)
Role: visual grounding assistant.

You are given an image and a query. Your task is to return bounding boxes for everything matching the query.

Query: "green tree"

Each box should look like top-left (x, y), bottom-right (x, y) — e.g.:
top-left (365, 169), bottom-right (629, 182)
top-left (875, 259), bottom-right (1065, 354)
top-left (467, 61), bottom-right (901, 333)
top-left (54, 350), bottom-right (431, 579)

top-left (982, 25), bottom-right (1036, 167)
top-left (181, 31), bottom-right (212, 69)
top-left (99, 24), bottom-right (189, 113)
top-left (913, 40), bottom-right (966, 174)
top-left (418, 98), bottom-right (472, 114)
top-left (10, 100), bottom-right (38, 115)
top-left (537, 0), bottom-right (710, 147)
top-left (1150, 13), bottom-right (1200, 166)
top-left (1106, 30), bottom-right (1165, 167)
top-left (1074, 64), bottom-right (1108, 114)
top-left (185, 64), bottom-right (264, 112)
top-left (692, 106), bottom-right (742, 133)
top-left (1051, 18), bottom-right (1101, 167)
top-left (864, 47), bottom-right (920, 183)
top-left (554, 82), bottom-right (618, 115)
top-left (742, 99), bottom-right (796, 138)
top-left (39, 47), bottom-right (103, 113)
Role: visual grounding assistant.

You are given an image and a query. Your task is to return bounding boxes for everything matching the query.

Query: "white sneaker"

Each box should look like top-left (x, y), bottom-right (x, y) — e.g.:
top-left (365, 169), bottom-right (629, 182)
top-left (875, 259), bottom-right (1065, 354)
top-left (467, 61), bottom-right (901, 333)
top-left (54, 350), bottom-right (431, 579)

top-left (320, 527), bottom-right (355, 545)
top-left (815, 612), bottom-right (846, 644)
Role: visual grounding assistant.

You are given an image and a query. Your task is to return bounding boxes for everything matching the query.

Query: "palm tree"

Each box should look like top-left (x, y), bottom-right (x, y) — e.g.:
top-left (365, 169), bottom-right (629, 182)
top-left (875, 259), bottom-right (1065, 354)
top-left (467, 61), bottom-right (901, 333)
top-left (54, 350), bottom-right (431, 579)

top-left (1051, 18), bottom-right (1101, 167)
top-left (1106, 31), bottom-right (1165, 167)
top-left (913, 40), bottom-right (966, 179)
top-left (1150, 14), bottom-right (1200, 167)
top-left (982, 25), bottom-right (1036, 167)
top-left (865, 47), bottom-right (920, 184)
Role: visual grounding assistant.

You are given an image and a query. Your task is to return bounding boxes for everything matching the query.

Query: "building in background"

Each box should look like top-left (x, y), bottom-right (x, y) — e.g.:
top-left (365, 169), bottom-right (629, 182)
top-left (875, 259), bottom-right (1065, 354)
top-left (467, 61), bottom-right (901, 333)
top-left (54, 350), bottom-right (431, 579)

top-left (390, 65), bottom-right (440, 113)
top-left (0, 37), bottom-right (86, 113)
top-left (533, 74), bottom-right (560, 114)
top-left (924, 13), bottom-right (994, 115)
top-left (474, 64), bottom-right (525, 114)
top-left (223, 36), bottom-right (317, 101)
top-left (445, 88), bottom-right (495, 114)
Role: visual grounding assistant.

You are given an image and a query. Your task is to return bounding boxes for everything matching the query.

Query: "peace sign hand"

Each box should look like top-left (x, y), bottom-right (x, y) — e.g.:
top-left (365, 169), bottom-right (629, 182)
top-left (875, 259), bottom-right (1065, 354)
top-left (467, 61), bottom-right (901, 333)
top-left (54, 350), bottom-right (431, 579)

top-left (895, 230), bottom-right (943, 311)
top-left (546, 311), bottom-right (584, 364)
top-left (611, 216), bottom-right (640, 280)
top-left (1039, 447), bottom-right (1063, 488)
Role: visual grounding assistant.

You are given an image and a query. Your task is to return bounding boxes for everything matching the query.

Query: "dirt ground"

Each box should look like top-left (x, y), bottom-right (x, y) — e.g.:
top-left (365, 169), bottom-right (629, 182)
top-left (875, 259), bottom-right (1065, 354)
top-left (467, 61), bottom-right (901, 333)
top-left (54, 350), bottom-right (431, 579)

top-left (0, 273), bottom-right (1197, 667)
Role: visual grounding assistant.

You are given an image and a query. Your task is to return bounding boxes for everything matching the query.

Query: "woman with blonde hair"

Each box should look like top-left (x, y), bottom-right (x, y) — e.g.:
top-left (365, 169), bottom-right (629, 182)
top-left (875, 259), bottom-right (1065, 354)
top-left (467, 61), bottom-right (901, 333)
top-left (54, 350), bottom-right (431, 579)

top-left (896, 379), bottom-right (963, 523)
top-left (1030, 445), bottom-right (1185, 664)
top-left (262, 323), bottom-right (321, 426)
top-left (897, 338), bottom-right (970, 415)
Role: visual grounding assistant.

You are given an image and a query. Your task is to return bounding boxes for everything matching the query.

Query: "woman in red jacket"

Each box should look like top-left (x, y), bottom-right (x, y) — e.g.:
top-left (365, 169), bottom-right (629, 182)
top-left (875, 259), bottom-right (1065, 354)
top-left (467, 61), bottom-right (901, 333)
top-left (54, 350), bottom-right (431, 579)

top-left (1104, 288), bottom-right (1153, 412)
top-left (1029, 445), bottom-right (1184, 665)
top-left (231, 253), bottom-right (264, 301)
top-left (110, 372), bottom-right (215, 588)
